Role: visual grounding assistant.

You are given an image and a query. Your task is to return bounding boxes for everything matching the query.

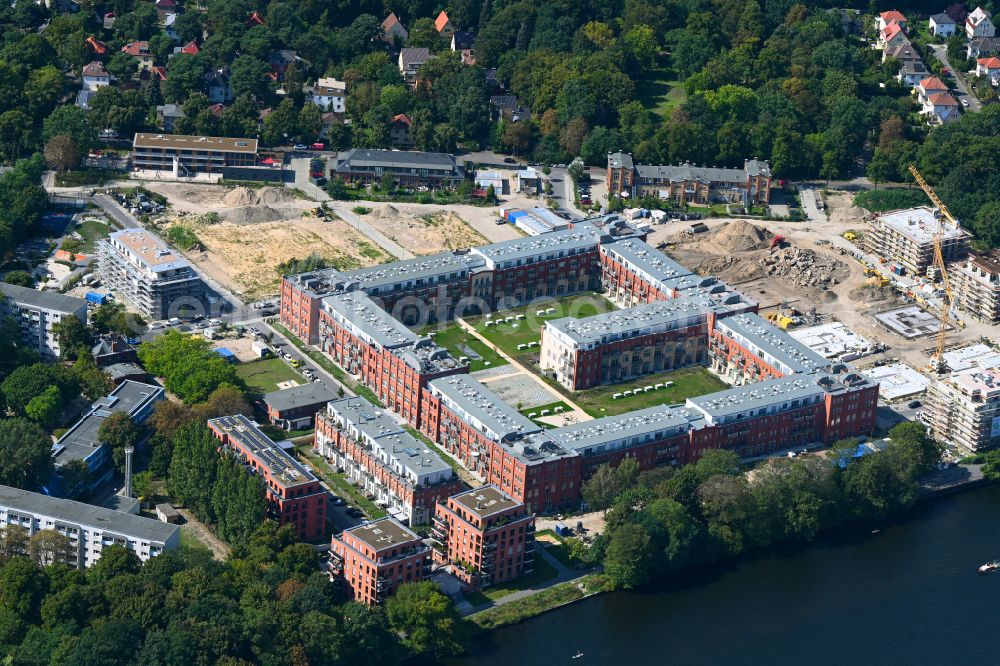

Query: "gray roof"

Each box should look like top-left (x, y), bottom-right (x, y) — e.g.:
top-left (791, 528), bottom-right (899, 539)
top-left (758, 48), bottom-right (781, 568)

top-left (104, 362), bottom-right (146, 381)
top-left (208, 414), bottom-right (317, 486)
top-left (334, 148), bottom-right (460, 173)
top-left (969, 37), bottom-right (1000, 54)
top-left (635, 161), bottom-right (767, 183)
top-left (715, 312), bottom-right (829, 375)
top-left (344, 516), bottom-right (421, 551)
top-left (550, 404), bottom-right (694, 452)
top-left (399, 47), bottom-right (429, 70)
top-left (264, 382), bottom-right (339, 412)
top-left (608, 151), bottom-right (634, 170)
top-left (686, 374), bottom-right (827, 424)
top-left (546, 294), bottom-right (721, 348)
top-left (473, 223), bottom-right (603, 267)
top-left (327, 396), bottom-right (403, 437)
top-left (53, 381), bottom-right (163, 467)
top-left (899, 60), bottom-right (929, 75)
top-left (341, 250), bottom-right (484, 293)
top-left (885, 43), bottom-right (922, 60)
top-left (322, 292), bottom-right (419, 349)
top-left (930, 12), bottom-right (956, 23)
top-left (601, 237), bottom-right (692, 285)
top-left (0, 282), bottom-right (87, 315)
top-left (0, 484), bottom-right (179, 543)
top-left (450, 484), bottom-right (523, 517)
top-left (429, 374), bottom-right (539, 441)
top-left (156, 103), bottom-right (184, 119)
top-left (452, 31), bottom-right (475, 50)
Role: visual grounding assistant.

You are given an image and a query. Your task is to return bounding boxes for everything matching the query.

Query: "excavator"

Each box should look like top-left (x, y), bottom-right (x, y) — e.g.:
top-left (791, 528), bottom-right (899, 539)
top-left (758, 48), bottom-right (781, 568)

top-left (908, 165), bottom-right (963, 373)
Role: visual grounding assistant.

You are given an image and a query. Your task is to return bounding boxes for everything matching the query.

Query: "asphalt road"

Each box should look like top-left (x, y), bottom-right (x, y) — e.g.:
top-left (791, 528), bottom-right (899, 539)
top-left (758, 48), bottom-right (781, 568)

top-left (93, 193), bottom-right (140, 228)
top-left (927, 44), bottom-right (982, 112)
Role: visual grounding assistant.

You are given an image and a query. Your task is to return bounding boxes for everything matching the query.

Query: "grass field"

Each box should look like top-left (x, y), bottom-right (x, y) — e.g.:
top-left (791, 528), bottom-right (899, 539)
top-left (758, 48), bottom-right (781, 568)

top-left (466, 293), bottom-right (617, 358)
top-left (637, 67), bottom-right (688, 117)
top-left (428, 325), bottom-right (508, 372)
top-left (854, 189), bottom-right (928, 212)
top-left (536, 530), bottom-right (587, 569)
top-left (235, 357), bottom-right (301, 394)
top-left (75, 218), bottom-right (110, 253)
top-left (553, 365), bottom-right (729, 417)
top-left (481, 555), bottom-right (559, 601)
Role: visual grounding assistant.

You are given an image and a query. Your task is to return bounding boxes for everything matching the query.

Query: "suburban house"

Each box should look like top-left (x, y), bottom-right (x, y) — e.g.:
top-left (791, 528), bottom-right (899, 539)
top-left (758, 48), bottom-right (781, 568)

top-left (929, 12), bottom-right (957, 37)
top-left (121, 41), bottom-right (154, 70)
top-left (389, 114), bottom-right (413, 146)
top-left (967, 7), bottom-right (996, 38)
top-left (882, 42), bottom-right (921, 64)
top-left (382, 12), bottom-right (409, 44)
top-left (82, 61), bottom-right (110, 90)
top-left (268, 50), bottom-right (302, 82)
top-left (830, 8), bottom-right (863, 35)
top-left (878, 10), bottom-right (908, 32)
top-left (898, 59), bottom-right (929, 87)
top-left (102, 12), bottom-right (115, 28)
top-left (451, 31), bottom-right (475, 63)
top-left (174, 40), bottom-right (199, 56)
top-left (205, 67), bottom-right (233, 103)
top-left (922, 91), bottom-right (961, 124)
top-left (607, 151), bottom-right (772, 205)
top-left (154, 0), bottom-right (175, 21)
top-left (968, 36), bottom-right (1000, 59)
top-left (245, 10), bottom-right (265, 27)
top-left (310, 77), bottom-right (347, 113)
top-left (917, 76), bottom-right (949, 104)
top-left (976, 56), bottom-right (1000, 84)
top-left (490, 94), bottom-right (531, 122)
top-left (435, 10), bottom-right (456, 38)
top-left (880, 21), bottom-right (909, 49)
top-left (398, 47), bottom-right (430, 87)
top-left (330, 149), bottom-right (464, 188)
top-left (514, 168), bottom-right (540, 194)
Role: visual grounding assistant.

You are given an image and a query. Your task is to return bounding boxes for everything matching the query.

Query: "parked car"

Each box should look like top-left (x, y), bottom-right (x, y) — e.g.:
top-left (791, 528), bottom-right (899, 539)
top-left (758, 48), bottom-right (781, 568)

top-left (961, 99), bottom-right (970, 107)
top-left (908, 400), bottom-right (922, 409)
top-left (293, 144), bottom-right (306, 150)
top-left (503, 157), bottom-right (516, 163)
top-left (310, 142), bottom-right (325, 150)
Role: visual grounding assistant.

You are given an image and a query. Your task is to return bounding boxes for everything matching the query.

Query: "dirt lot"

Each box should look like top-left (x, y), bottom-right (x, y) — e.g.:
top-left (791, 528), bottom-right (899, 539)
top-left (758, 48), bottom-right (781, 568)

top-left (358, 204), bottom-right (488, 255)
top-left (341, 198), bottom-right (525, 244)
top-left (145, 184), bottom-right (393, 300)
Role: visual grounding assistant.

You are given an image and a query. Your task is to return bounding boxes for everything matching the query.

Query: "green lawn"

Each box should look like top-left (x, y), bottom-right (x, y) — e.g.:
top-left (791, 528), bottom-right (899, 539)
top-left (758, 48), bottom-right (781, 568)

top-left (295, 445), bottom-right (386, 519)
top-left (235, 356), bottom-right (301, 394)
top-left (636, 67), bottom-right (688, 117)
top-left (481, 555), bottom-right (559, 601)
top-left (466, 293), bottom-right (618, 358)
top-left (536, 530), bottom-right (586, 569)
top-left (74, 218), bottom-right (110, 253)
top-left (555, 365), bottom-right (729, 418)
top-left (427, 325), bottom-right (508, 372)
top-left (854, 189), bottom-right (928, 212)
top-left (178, 526), bottom-right (213, 555)
top-left (521, 401), bottom-right (572, 428)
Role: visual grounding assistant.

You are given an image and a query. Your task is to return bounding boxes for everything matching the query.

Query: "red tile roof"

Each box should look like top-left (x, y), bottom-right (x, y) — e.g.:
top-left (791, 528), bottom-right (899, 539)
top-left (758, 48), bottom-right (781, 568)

top-left (122, 41), bottom-right (151, 57)
top-left (383, 12), bottom-right (400, 29)
top-left (927, 92), bottom-right (958, 106)
top-left (82, 61), bottom-right (108, 78)
top-left (180, 40), bottom-right (199, 55)
top-left (919, 76), bottom-right (948, 91)
top-left (435, 10), bottom-right (451, 32)
top-left (86, 36), bottom-right (107, 55)
top-left (152, 66), bottom-right (167, 81)
top-left (391, 113), bottom-right (411, 126)
top-left (246, 10), bottom-right (265, 26)
top-left (880, 10), bottom-right (907, 22)
top-left (882, 22), bottom-right (905, 41)
top-left (978, 56), bottom-right (1000, 68)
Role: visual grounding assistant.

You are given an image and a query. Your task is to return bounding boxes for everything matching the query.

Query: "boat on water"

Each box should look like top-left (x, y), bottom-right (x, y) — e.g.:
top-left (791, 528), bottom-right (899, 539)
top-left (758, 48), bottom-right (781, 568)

top-left (572, 652), bottom-right (584, 659)
top-left (978, 560), bottom-right (1000, 574)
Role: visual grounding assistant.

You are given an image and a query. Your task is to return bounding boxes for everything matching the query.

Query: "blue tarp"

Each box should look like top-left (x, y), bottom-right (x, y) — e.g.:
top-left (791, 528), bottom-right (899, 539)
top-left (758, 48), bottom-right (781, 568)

top-left (215, 347), bottom-right (236, 361)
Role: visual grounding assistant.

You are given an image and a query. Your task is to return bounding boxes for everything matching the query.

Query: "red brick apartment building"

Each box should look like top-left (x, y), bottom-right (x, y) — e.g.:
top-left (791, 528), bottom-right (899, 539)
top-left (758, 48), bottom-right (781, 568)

top-left (318, 292), bottom-right (465, 427)
top-left (315, 396), bottom-right (463, 525)
top-left (207, 415), bottom-right (326, 540)
top-left (422, 375), bottom-right (582, 514)
top-left (607, 151), bottom-right (771, 205)
top-left (432, 485), bottom-right (535, 589)
top-left (329, 517), bottom-right (430, 605)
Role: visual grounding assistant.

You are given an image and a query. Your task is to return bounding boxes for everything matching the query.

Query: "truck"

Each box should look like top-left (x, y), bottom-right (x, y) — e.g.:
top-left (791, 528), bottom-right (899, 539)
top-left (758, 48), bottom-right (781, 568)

top-left (85, 291), bottom-right (109, 305)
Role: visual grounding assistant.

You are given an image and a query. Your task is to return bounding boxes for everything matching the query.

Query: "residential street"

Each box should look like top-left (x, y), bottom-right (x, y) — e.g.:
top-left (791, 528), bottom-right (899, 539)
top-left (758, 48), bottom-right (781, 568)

top-left (927, 44), bottom-right (982, 112)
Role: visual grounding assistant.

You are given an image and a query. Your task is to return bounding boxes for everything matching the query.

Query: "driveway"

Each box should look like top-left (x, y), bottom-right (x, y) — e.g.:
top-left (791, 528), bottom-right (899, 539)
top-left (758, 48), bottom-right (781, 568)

top-left (798, 187), bottom-right (826, 224)
top-left (927, 44), bottom-right (981, 112)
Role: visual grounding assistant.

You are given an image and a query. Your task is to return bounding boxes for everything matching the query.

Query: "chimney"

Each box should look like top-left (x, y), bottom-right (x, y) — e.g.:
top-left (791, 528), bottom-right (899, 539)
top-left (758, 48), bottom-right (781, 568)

top-left (123, 446), bottom-right (135, 498)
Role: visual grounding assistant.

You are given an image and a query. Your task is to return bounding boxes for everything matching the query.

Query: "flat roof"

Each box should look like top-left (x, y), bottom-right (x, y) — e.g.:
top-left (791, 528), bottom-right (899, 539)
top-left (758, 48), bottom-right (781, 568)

top-left (335, 148), bottom-right (458, 171)
top-left (450, 485), bottom-right (521, 518)
top-left (716, 312), bottom-right (828, 374)
top-left (686, 374), bottom-right (827, 423)
top-left (788, 322), bottom-right (874, 360)
top-left (942, 344), bottom-right (1000, 372)
top-left (341, 250), bottom-right (484, 292)
top-left (133, 132), bottom-right (258, 153)
top-left (208, 414), bottom-right (317, 487)
top-left (107, 228), bottom-right (191, 273)
top-left (429, 374), bottom-right (539, 440)
top-left (633, 161), bottom-right (764, 183)
top-left (950, 366), bottom-right (1000, 397)
top-left (322, 292), bottom-right (419, 349)
top-left (0, 282), bottom-right (87, 314)
top-left (327, 396), bottom-right (404, 437)
top-left (473, 223), bottom-right (602, 266)
top-left (861, 362), bottom-right (929, 400)
top-left (263, 382), bottom-right (339, 412)
top-left (602, 237), bottom-right (693, 287)
top-left (345, 517), bottom-right (419, 551)
top-left (551, 404), bottom-right (694, 451)
top-left (0, 484), bottom-right (178, 543)
top-left (546, 294), bottom-right (717, 347)
top-left (876, 207), bottom-right (969, 245)
top-left (53, 381), bottom-right (163, 467)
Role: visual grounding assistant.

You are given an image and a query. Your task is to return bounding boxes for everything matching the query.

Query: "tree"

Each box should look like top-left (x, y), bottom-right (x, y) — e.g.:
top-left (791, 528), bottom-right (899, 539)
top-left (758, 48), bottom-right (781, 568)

top-left (1, 363), bottom-right (74, 416)
top-left (28, 530), bottom-right (72, 567)
top-left (90, 302), bottom-right (144, 337)
top-left (503, 122), bottom-right (536, 156)
top-left (0, 111), bottom-right (37, 162)
top-left (72, 353), bottom-right (113, 401)
top-left (297, 103), bottom-right (322, 143)
top-left (2, 271), bottom-right (32, 287)
top-left (0, 526), bottom-right (29, 566)
top-left (567, 157), bottom-right (585, 185)
top-left (57, 460), bottom-right (92, 501)
top-left (230, 55), bottom-right (271, 101)
top-left (44, 135), bottom-right (81, 172)
top-left (24, 66), bottom-right (65, 117)
top-left (42, 106), bottom-right (95, 152)
top-left (0, 556), bottom-right (48, 620)
top-left (603, 522), bottom-right (656, 589)
top-left (25, 386), bottom-right (62, 429)
top-left (559, 117), bottom-right (591, 156)
top-left (53, 315), bottom-right (91, 360)
top-left (164, 54), bottom-right (207, 103)
top-left (88, 544), bottom-right (141, 582)
top-left (386, 581), bottom-right (469, 656)
top-left (97, 412), bottom-right (140, 476)
top-left (866, 149), bottom-right (895, 190)
top-left (262, 98), bottom-right (299, 146)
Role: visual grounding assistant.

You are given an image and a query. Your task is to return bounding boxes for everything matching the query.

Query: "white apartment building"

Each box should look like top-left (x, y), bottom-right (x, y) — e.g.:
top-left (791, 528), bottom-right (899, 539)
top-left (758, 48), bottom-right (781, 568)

top-left (926, 365), bottom-right (1000, 452)
top-left (97, 228), bottom-right (208, 320)
top-left (0, 485), bottom-right (179, 568)
top-left (0, 283), bottom-right (88, 358)
top-left (311, 77), bottom-right (346, 113)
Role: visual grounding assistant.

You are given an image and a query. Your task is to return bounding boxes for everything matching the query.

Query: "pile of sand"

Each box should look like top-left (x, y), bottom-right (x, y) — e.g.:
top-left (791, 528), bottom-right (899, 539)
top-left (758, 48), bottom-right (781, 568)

top-left (222, 186), bottom-right (294, 207)
top-left (710, 220), bottom-right (774, 252)
top-left (223, 206), bottom-right (296, 225)
top-left (374, 204), bottom-right (400, 219)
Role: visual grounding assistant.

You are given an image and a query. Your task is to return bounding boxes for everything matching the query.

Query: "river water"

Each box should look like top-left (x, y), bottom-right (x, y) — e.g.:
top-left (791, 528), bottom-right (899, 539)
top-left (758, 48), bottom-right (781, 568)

top-left (441, 485), bottom-right (1000, 666)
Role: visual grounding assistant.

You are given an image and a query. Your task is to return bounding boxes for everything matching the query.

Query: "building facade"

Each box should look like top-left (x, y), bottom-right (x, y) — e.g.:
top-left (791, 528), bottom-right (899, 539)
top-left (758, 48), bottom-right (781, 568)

top-left (0, 485), bottom-right (179, 568)
top-left (330, 149), bottom-right (464, 188)
top-left (98, 228), bottom-right (208, 320)
top-left (329, 518), bottom-right (430, 605)
top-left (131, 133), bottom-right (257, 176)
top-left (926, 365), bottom-right (1000, 452)
top-left (952, 253), bottom-right (1000, 323)
top-left (208, 415), bottom-right (327, 540)
top-left (864, 207), bottom-right (971, 276)
top-left (263, 382), bottom-right (339, 431)
top-left (432, 485), bottom-right (535, 589)
top-left (607, 152), bottom-right (772, 205)
top-left (0, 283), bottom-right (87, 358)
top-left (315, 396), bottom-right (463, 525)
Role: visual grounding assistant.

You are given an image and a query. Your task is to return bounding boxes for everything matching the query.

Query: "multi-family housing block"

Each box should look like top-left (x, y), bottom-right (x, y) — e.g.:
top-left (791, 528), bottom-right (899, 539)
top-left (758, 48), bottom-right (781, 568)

top-left (208, 415), bottom-right (327, 540)
top-left (952, 252), bottom-right (1000, 323)
top-left (432, 485), bottom-right (535, 590)
top-left (329, 149), bottom-right (464, 188)
top-left (0, 283), bottom-right (88, 358)
top-left (0, 485), bottom-right (179, 567)
top-left (926, 365), bottom-right (1000, 452)
top-left (864, 207), bottom-right (970, 276)
top-left (329, 517), bottom-right (430, 605)
top-left (286, 214), bottom-right (878, 516)
top-left (98, 228), bottom-right (208, 320)
top-left (315, 396), bottom-right (463, 524)
top-left (606, 152), bottom-right (772, 205)
top-left (131, 133), bottom-right (257, 176)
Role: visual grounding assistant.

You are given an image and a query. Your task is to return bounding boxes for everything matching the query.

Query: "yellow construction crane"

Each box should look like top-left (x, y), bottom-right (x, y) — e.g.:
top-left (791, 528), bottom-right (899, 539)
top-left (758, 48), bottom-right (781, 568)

top-left (908, 164), bottom-right (958, 372)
